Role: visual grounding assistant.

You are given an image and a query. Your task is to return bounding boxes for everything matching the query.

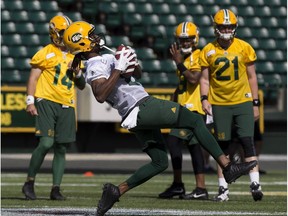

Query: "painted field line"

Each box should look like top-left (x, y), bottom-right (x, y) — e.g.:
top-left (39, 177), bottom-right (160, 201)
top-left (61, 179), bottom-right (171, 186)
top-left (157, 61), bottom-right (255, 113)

top-left (1, 207), bottom-right (287, 216)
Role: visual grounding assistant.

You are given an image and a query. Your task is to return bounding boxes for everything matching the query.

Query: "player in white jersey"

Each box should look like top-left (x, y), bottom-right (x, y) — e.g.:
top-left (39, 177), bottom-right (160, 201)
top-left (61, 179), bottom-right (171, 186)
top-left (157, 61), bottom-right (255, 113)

top-left (63, 21), bottom-right (257, 216)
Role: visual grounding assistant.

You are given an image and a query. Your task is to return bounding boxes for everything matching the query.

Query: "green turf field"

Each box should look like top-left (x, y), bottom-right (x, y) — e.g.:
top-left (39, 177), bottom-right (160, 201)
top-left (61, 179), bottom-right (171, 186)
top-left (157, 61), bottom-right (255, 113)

top-left (1, 171), bottom-right (287, 216)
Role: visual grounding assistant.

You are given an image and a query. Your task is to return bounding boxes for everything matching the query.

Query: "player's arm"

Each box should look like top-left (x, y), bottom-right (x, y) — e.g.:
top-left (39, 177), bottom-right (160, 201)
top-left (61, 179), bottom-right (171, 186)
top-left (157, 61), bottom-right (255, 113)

top-left (69, 56), bottom-right (86, 90)
top-left (246, 62), bottom-right (260, 121)
top-left (200, 66), bottom-right (212, 115)
top-left (26, 67), bottom-right (42, 116)
top-left (183, 70), bottom-right (201, 85)
top-left (91, 70), bottom-right (121, 103)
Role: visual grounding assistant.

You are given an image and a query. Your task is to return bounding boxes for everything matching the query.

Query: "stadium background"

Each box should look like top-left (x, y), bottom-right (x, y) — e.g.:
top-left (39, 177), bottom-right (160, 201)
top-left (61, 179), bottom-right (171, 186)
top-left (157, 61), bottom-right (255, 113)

top-left (1, 0), bottom-right (287, 155)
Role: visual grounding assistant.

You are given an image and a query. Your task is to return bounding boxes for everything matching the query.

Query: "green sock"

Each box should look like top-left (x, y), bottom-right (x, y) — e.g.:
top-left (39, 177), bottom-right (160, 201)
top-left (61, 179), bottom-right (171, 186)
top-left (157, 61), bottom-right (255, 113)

top-left (52, 143), bottom-right (67, 186)
top-left (27, 137), bottom-right (54, 178)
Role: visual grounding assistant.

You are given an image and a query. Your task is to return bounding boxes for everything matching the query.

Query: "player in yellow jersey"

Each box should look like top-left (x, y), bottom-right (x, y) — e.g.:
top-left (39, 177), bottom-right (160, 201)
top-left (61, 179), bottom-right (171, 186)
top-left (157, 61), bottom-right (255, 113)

top-left (22, 15), bottom-right (86, 200)
top-left (199, 9), bottom-right (263, 202)
top-left (158, 22), bottom-right (208, 200)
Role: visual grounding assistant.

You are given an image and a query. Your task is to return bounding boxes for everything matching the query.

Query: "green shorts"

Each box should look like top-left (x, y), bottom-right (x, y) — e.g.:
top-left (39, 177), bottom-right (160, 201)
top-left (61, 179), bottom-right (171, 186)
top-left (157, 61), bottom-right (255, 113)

top-left (169, 113), bottom-right (205, 145)
top-left (131, 96), bottom-right (181, 150)
top-left (212, 101), bottom-right (254, 141)
top-left (35, 99), bottom-right (76, 143)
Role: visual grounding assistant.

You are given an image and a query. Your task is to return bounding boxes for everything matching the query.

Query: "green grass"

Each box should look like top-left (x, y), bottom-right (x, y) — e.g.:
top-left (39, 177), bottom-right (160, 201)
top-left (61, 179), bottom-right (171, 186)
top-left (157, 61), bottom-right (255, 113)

top-left (1, 171), bottom-right (287, 215)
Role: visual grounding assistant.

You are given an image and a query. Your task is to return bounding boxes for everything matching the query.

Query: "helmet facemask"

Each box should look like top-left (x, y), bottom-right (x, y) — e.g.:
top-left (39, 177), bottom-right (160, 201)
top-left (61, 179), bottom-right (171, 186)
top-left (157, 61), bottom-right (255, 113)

top-left (175, 22), bottom-right (199, 55)
top-left (49, 15), bottom-right (72, 47)
top-left (177, 36), bottom-right (197, 54)
top-left (49, 25), bottom-right (66, 47)
top-left (215, 24), bottom-right (237, 41)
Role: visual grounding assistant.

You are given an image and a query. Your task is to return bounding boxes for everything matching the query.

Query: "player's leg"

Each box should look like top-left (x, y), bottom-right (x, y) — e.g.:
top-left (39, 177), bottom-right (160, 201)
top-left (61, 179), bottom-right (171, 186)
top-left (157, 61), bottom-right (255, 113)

top-left (211, 104), bottom-right (233, 202)
top-left (180, 143), bottom-right (208, 200)
top-left (254, 120), bottom-right (266, 174)
top-left (22, 99), bottom-right (56, 200)
top-left (235, 102), bottom-right (263, 201)
top-left (51, 105), bottom-right (76, 200)
top-left (203, 123), bottom-right (217, 174)
top-left (97, 129), bottom-right (168, 215)
top-left (159, 135), bottom-right (185, 199)
top-left (136, 97), bottom-right (257, 183)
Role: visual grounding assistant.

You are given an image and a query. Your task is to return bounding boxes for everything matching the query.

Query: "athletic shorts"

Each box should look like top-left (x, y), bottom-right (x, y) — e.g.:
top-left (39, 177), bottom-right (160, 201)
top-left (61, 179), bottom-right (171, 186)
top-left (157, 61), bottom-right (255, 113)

top-left (169, 113), bottom-right (205, 145)
top-left (35, 99), bottom-right (76, 143)
top-left (212, 101), bottom-right (254, 141)
top-left (131, 96), bottom-right (181, 151)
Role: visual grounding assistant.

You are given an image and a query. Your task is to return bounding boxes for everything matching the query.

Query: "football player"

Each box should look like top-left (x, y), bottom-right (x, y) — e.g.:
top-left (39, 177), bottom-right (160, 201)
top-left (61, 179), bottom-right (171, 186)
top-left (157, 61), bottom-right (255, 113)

top-left (22, 15), bottom-right (86, 200)
top-left (158, 22), bottom-right (209, 200)
top-left (63, 21), bottom-right (257, 216)
top-left (200, 9), bottom-right (263, 202)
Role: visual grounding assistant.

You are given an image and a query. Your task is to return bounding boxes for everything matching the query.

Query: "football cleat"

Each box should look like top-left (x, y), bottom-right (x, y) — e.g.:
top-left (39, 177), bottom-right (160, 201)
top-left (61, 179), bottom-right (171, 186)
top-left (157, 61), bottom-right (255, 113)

top-left (22, 181), bottom-right (36, 200)
top-left (158, 182), bottom-right (185, 199)
top-left (250, 181), bottom-right (263, 201)
top-left (213, 186), bottom-right (229, 202)
top-left (96, 183), bottom-right (120, 216)
top-left (50, 186), bottom-right (66, 200)
top-left (180, 187), bottom-right (209, 200)
top-left (223, 160), bottom-right (257, 184)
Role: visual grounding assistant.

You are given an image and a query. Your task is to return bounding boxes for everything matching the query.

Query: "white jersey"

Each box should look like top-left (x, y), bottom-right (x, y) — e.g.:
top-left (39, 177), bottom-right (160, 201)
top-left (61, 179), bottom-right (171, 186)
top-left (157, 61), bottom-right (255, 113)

top-left (84, 54), bottom-right (149, 118)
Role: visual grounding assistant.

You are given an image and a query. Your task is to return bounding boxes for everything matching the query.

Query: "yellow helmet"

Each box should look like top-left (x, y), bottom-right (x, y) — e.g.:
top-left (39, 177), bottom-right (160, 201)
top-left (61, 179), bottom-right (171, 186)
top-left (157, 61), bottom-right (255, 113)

top-left (213, 9), bottom-right (238, 40)
top-left (49, 15), bottom-right (72, 47)
top-left (175, 22), bottom-right (199, 54)
top-left (63, 21), bottom-right (97, 55)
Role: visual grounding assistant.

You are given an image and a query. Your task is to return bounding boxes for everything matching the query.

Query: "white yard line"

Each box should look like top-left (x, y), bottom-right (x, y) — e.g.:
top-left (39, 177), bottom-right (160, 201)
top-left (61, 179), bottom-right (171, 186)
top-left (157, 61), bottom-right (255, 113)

top-left (1, 207), bottom-right (287, 216)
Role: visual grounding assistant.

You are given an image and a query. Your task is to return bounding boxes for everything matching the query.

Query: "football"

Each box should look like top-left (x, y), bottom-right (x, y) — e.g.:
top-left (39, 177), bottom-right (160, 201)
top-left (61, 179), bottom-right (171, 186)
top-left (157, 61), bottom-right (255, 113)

top-left (115, 45), bottom-right (136, 78)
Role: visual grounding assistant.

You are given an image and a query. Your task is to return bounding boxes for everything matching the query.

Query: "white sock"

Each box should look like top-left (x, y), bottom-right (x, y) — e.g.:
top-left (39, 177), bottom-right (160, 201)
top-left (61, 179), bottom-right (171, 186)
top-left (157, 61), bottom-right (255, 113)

top-left (249, 171), bottom-right (260, 184)
top-left (218, 177), bottom-right (228, 189)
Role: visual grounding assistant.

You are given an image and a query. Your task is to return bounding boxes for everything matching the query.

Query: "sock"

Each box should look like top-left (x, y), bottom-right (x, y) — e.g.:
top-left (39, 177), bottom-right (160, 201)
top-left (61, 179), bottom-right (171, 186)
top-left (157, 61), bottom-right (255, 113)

top-left (249, 171), bottom-right (260, 184)
top-left (219, 177), bottom-right (228, 189)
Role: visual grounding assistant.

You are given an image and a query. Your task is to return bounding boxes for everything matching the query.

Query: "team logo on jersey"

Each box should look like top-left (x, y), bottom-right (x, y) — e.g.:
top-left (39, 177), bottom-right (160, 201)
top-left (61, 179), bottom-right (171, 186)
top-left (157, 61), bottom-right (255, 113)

top-left (245, 93), bottom-right (252, 98)
top-left (71, 33), bottom-right (82, 43)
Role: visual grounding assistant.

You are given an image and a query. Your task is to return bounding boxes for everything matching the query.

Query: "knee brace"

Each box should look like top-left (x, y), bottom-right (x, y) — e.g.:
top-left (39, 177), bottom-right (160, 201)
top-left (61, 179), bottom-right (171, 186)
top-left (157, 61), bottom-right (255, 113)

top-left (218, 141), bottom-right (230, 155)
top-left (239, 137), bottom-right (256, 157)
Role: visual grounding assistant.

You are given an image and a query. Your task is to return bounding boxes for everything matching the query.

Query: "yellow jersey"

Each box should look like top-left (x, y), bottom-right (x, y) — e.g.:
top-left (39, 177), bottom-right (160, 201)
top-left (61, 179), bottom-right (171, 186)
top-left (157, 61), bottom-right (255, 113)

top-left (30, 44), bottom-right (76, 108)
top-left (200, 38), bottom-right (257, 105)
top-left (176, 49), bottom-right (204, 115)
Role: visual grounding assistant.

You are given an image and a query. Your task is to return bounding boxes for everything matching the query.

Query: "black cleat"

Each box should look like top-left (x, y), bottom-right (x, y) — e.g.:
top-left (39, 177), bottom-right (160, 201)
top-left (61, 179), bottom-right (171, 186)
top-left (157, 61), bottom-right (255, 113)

top-left (96, 183), bottom-right (120, 216)
top-left (50, 186), bottom-right (66, 200)
top-left (158, 182), bottom-right (185, 199)
top-left (250, 181), bottom-right (263, 201)
top-left (22, 181), bottom-right (36, 200)
top-left (180, 187), bottom-right (209, 200)
top-left (223, 160), bottom-right (257, 184)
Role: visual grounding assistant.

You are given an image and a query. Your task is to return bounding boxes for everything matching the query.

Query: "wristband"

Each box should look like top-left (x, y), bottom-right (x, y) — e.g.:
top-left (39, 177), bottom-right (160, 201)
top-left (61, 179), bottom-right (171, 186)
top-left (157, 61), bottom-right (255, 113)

top-left (177, 63), bottom-right (187, 74)
top-left (75, 70), bottom-right (82, 78)
top-left (26, 95), bottom-right (34, 105)
top-left (252, 99), bottom-right (260, 106)
top-left (201, 95), bottom-right (208, 102)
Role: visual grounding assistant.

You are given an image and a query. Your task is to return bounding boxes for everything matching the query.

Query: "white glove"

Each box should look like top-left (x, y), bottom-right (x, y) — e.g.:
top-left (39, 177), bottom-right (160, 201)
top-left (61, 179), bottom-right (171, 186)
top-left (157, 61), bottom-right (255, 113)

top-left (115, 46), bottom-right (137, 72)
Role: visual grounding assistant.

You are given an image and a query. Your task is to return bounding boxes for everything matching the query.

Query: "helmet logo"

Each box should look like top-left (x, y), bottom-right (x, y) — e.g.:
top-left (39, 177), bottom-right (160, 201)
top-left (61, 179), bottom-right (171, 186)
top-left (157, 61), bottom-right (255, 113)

top-left (71, 33), bottom-right (82, 43)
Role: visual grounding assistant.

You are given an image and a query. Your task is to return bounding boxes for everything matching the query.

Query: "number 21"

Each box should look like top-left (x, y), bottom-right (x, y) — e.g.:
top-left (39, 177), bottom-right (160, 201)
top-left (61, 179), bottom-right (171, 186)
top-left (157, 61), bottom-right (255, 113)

top-left (215, 56), bottom-right (239, 81)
